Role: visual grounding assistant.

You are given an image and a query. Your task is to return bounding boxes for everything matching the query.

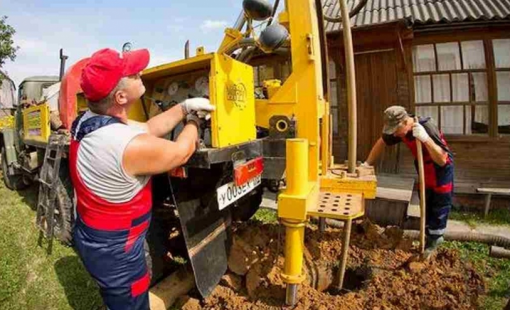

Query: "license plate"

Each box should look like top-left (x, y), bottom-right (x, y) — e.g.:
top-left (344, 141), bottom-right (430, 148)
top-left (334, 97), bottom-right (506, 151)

top-left (217, 174), bottom-right (262, 210)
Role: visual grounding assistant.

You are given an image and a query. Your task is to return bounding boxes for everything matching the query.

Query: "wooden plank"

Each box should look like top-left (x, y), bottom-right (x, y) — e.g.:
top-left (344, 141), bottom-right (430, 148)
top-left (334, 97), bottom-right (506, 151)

top-left (407, 190), bottom-right (421, 217)
top-left (375, 175), bottom-right (415, 202)
top-left (484, 193), bottom-right (492, 217)
top-left (376, 187), bottom-right (413, 202)
top-left (366, 199), bottom-right (408, 227)
top-left (476, 188), bottom-right (510, 195)
top-left (149, 267), bottom-right (195, 310)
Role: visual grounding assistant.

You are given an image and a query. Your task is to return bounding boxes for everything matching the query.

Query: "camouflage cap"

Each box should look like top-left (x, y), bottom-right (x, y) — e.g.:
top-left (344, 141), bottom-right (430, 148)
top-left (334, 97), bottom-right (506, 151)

top-left (382, 106), bottom-right (408, 135)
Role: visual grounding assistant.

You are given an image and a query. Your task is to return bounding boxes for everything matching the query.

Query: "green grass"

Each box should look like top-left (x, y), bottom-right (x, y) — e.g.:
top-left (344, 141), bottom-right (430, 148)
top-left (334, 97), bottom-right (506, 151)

top-left (450, 207), bottom-right (510, 228)
top-left (252, 208), bottom-right (278, 224)
top-left (0, 179), bottom-right (102, 310)
top-left (1, 176), bottom-right (508, 309)
top-left (443, 241), bottom-right (510, 310)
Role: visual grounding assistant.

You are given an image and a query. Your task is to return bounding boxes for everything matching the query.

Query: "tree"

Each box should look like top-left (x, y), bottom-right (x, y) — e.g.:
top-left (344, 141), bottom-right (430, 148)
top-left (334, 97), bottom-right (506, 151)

top-left (0, 16), bottom-right (18, 68)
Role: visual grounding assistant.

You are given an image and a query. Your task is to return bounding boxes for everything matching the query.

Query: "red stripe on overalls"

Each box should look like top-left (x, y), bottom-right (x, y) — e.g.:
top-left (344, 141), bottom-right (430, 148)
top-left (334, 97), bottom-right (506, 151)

top-left (131, 273), bottom-right (151, 297)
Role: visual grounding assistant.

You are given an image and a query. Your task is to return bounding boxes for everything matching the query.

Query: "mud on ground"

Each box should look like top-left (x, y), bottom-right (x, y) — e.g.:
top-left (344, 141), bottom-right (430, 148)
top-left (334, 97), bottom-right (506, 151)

top-left (177, 220), bottom-right (485, 310)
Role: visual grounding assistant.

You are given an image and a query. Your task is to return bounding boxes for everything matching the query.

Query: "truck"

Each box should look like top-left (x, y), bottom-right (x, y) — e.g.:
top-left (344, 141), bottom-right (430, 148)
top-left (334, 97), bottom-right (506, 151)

top-left (0, 0), bottom-right (375, 304)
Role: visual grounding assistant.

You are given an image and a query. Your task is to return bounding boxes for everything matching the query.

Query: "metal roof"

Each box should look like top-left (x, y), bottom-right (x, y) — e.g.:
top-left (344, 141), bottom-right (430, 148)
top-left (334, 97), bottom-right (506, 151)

top-left (19, 76), bottom-right (59, 84)
top-left (323, 0), bottom-right (510, 32)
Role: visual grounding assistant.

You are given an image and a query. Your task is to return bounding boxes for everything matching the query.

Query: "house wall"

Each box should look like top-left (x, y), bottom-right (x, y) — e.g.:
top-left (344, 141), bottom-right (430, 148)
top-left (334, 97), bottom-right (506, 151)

top-left (329, 23), bottom-right (411, 173)
top-left (331, 23), bottom-right (510, 193)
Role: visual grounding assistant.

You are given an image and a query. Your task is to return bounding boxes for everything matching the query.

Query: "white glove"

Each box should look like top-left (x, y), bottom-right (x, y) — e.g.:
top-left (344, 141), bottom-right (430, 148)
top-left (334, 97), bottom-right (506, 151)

top-left (197, 110), bottom-right (212, 121)
top-left (360, 161), bottom-right (371, 168)
top-left (412, 123), bottom-right (430, 143)
top-left (181, 98), bottom-right (215, 115)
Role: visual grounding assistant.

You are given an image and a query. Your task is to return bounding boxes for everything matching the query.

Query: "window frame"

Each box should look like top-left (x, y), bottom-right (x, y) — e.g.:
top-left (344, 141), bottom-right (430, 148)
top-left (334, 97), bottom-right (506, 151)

top-left (492, 38), bottom-right (510, 134)
top-left (412, 40), bottom-right (489, 136)
top-left (411, 31), bottom-right (510, 140)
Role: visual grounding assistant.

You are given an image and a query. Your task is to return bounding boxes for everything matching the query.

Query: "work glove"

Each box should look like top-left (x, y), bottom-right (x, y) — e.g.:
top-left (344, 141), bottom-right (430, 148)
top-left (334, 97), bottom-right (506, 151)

top-left (360, 161), bottom-right (371, 168)
top-left (412, 123), bottom-right (430, 143)
top-left (181, 98), bottom-right (215, 115)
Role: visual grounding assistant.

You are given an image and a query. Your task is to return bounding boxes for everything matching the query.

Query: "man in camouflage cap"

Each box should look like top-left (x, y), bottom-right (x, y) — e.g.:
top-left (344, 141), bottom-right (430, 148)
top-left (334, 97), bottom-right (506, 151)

top-left (364, 106), bottom-right (454, 257)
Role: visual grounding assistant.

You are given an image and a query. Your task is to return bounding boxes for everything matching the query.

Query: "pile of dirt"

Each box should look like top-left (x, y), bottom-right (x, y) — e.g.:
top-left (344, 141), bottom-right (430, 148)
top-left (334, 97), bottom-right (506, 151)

top-left (178, 220), bottom-right (485, 310)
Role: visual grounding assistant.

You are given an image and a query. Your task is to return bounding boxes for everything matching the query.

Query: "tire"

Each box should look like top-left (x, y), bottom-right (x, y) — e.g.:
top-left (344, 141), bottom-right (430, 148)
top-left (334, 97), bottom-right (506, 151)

top-left (1, 147), bottom-right (28, 190)
top-left (50, 161), bottom-right (74, 245)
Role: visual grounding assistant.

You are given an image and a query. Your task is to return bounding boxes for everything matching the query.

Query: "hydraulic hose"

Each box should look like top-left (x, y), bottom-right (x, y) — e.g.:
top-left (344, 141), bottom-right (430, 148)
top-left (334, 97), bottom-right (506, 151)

top-left (318, 218), bottom-right (510, 249)
top-left (490, 246), bottom-right (510, 259)
top-left (224, 38), bottom-right (258, 56)
top-left (404, 230), bottom-right (510, 249)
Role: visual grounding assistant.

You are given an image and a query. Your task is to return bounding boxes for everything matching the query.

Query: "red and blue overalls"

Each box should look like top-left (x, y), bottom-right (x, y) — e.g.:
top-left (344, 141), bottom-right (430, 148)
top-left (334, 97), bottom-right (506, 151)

top-left (383, 117), bottom-right (454, 240)
top-left (69, 114), bottom-right (152, 310)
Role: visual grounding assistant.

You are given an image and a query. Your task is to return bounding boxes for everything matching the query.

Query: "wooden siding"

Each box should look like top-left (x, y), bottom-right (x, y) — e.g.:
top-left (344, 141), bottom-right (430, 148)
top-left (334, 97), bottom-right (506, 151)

top-left (329, 24), bottom-right (510, 193)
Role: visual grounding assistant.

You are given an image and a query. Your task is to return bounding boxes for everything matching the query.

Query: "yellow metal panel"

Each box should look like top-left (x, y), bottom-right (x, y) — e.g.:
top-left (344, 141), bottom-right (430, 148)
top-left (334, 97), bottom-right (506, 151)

top-left (22, 104), bottom-right (50, 143)
top-left (278, 183), bottom-right (319, 221)
top-left (210, 54), bottom-right (256, 147)
top-left (307, 192), bottom-right (365, 220)
top-left (142, 54), bottom-right (213, 82)
top-left (127, 99), bottom-right (148, 122)
top-left (76, 93), bottom-right (88, 113)
top-left (320, 175), bottom-right (377, 199)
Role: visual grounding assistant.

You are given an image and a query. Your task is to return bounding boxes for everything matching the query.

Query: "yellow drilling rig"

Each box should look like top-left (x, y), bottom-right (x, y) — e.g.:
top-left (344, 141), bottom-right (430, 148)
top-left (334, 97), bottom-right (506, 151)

top-left (1, 0), bottom-right (376, 306)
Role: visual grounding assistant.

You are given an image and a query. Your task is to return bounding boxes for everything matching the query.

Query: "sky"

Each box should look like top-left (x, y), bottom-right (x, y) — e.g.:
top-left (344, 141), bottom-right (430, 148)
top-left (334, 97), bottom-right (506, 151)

top-left (1, 0), bottom-right (244, 86)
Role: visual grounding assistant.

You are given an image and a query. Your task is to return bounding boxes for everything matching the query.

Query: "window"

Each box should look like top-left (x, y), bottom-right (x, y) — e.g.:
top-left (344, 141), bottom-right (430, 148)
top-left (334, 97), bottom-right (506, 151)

top-left (493, 39), bottom-right (510, 134)
top-left (413, 41), bottom-right (489, 135)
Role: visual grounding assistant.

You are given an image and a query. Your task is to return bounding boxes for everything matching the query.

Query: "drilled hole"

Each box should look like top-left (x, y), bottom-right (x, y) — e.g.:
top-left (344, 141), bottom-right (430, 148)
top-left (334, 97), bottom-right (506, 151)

top-left (319, 210), bottom-right (324, 213)
top-left (346, 203), bottom-right (351, 206)
top-left (320, 205), bottom-right (326, 208)
top-left (332, 208), bottom-right (337, 212)
top-left (347, 194), bottom-right (352, 197)
top-left (343, 212), bottom-right (349, 215)
top-left (334, 200), bottom-right (339, 203)
top-left (345, 207), bottom-right (350, 210)
top-left (333, 204), bottom-right (338, 207)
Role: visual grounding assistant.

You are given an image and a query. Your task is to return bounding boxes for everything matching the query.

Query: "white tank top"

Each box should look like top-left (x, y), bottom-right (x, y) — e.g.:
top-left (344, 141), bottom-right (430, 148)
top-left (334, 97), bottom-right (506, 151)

top-left (74, 111), bottom-right (150, 203)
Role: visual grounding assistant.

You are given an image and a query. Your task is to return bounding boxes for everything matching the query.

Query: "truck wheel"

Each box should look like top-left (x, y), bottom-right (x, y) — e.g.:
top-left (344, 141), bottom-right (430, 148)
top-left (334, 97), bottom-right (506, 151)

top-left (51, 161), bottom-right (74, 245)
top-left (1, 147), bottom-right (28, 190)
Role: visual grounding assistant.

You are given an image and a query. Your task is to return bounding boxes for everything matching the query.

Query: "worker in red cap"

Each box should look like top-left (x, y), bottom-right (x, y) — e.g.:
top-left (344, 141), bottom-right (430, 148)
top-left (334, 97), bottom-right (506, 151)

top-left (69, 48), bottom-right (214, 310)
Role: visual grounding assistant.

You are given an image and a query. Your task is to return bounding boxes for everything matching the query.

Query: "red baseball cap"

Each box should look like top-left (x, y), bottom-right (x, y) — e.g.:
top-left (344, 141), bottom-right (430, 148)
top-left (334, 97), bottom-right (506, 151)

top-left (80, 48), bottom-right (150, 102)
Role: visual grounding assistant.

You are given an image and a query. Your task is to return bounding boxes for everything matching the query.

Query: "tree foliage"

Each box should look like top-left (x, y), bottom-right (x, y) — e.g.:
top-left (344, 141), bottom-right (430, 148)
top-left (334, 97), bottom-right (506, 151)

top-left (0, 16), bottom-right (18, 68)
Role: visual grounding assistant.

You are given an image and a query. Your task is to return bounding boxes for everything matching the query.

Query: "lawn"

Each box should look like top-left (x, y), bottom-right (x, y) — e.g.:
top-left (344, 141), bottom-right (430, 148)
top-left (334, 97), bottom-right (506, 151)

top-left (0, 179), bottom-right (102, 310)
top-left (1, 178), bottom-right (508, 309)
top-left (450, 207), bottom-right (510, 228)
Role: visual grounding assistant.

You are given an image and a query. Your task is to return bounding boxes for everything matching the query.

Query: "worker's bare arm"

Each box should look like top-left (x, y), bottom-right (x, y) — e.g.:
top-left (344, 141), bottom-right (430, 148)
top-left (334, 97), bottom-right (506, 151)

top-left (365, 137), bottom-right (386, 165)
top-left (423, 139), bottom-right (448, 167)
top-left (123, 123), bottom-right (198, 176)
